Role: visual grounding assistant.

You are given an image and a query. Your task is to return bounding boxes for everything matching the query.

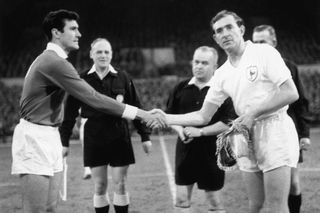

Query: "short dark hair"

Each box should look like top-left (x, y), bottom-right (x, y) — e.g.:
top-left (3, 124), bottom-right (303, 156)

top-left (42, 9), bottom-right (79, 41)
top-left (253, 25), bottom-right (277, 44)
top-left (210, 10), bottom-right (244, 30)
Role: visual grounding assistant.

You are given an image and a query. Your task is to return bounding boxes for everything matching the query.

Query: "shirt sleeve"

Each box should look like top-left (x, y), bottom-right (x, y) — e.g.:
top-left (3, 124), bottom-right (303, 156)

top-left (59, 94), bottom-right (81, 147)
top-left (204, 74), bottom-right (228, 107)
top-left (263, 45), bottom-right (292, 86)
top-left (125, 76), bottom-right (151, 142)
top-left (42, 59), bottom-right (127, 118)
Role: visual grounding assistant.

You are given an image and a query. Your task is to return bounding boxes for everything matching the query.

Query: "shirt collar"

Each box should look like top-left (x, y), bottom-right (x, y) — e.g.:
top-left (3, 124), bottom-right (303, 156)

top-left (46, 42), bottom-right (68, 59)
top-left (87, 64), bottom-right (118, 79)
top-left (187, 76), bottom-right (213, 87)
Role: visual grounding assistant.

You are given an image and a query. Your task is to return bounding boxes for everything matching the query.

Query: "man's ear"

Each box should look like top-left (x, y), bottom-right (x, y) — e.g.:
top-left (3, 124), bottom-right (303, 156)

top-left (51, 28), bottom-right (61, 39)
top-left (240, 25), bottom-right (245, 36)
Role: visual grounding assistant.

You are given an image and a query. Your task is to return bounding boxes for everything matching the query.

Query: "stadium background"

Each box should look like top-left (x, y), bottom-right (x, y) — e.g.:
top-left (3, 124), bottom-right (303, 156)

top-left (0, 0), bottom-right (320, 141)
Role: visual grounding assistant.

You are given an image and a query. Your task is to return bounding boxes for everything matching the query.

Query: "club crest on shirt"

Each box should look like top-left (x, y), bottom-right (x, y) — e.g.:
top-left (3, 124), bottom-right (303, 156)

top-left (246, 66), bottom-right (258, 82)
top-left (116, 94), bottom-right (124, 103)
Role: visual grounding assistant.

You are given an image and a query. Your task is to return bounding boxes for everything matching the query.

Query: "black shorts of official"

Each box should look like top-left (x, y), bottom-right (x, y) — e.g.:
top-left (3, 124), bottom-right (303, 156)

top-left (83, 119), bottom-right (135, 168)
top-left (175, 137), bottom-right (225, 191)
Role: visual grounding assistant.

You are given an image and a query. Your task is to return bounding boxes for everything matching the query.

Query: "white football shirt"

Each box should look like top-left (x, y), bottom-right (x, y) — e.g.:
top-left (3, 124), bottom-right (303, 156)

top-left (205, 41), bottom-right (291, 117)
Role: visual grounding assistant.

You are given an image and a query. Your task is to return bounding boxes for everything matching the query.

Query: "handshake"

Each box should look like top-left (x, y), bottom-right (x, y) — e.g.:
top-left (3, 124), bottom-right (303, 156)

top-left (139, 109), bottom-right (169, 129)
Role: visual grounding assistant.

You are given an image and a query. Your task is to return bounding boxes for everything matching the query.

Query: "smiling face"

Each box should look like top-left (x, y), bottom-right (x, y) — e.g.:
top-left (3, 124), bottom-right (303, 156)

top-left (212, 15), bottom-right (245, 53)
top-left (90, 39), bottom-right (112, 70)
top-left (55, 19), bottom-right (81, 53)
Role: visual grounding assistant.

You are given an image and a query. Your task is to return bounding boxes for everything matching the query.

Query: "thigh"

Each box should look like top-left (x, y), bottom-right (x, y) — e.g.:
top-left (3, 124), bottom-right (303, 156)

top-left (264, 166), bottom-right (291, 206)
top-left (111, 166), bottom-right (129, 183)
top-left (47, 172), bottom-right (63, 211)
top-left (21, 174), bottom-right (50, 213)
top-left (91, 166), bottom-right (108, 184)
top-left (242, 171), bottom-right (265, 206)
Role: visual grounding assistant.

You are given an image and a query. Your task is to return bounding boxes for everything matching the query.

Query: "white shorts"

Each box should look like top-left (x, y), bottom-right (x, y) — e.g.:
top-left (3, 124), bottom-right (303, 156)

top-left (11, 119), bottom-right (63, 176)
top-left (238, 112), bottom-right (299, 173)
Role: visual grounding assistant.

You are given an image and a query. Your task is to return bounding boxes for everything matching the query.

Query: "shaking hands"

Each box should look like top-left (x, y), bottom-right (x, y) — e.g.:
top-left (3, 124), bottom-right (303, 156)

top-left (138, 108), bottom-right (168, 129)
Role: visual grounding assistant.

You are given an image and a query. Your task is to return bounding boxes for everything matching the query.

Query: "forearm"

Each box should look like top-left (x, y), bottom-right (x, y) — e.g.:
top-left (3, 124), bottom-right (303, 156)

top-left (250, 80), bottom-right (299, 118)
top-left (167, 102), bottom-right (219, 126)
top-left (167, 111), bottom-right (209, 126)
top-left (201, 122), bottom-right (230, 136)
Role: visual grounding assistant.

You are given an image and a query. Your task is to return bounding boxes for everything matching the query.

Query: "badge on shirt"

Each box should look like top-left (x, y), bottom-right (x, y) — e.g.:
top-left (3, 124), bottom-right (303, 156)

top-left (246, 66), bottom-right (258, 82)
top-left (116, 94), bottom-right (124, 103)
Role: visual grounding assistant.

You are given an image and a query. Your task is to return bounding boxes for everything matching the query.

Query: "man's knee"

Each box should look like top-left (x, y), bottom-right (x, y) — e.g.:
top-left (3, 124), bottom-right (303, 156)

top-left (113, 177), bottom-right (127, 193)
top-left (94, 180), bottom-right (108, 194)
top-left (249, 200), bottom-right (264, 212)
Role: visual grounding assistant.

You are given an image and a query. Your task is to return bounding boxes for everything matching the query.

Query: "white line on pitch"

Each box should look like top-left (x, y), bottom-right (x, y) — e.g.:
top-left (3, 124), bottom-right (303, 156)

top-left (159, 134), bottom-right (176, 204)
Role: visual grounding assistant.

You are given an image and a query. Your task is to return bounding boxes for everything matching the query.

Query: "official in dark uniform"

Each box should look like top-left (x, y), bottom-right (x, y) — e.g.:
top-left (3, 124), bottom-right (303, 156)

top-left (166, 46), bottom-right (237, 213)
top-left (59, 38), bottom-right (152, 213)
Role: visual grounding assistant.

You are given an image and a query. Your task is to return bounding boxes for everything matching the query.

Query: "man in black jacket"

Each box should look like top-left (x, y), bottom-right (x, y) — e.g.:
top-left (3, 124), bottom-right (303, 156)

top-left (252, 24), bottom-right (311, 213)
top-left (59, 38), bottom-right (152, 213)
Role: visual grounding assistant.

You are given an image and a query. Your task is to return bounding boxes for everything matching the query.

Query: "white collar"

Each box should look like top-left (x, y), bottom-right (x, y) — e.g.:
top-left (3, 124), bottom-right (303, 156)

top-left (87, 64), bottom-right (117, 79)
top-left (46, 42), bottom-right (68, 59)
top-left (188, 76), bottom-right (213, 87)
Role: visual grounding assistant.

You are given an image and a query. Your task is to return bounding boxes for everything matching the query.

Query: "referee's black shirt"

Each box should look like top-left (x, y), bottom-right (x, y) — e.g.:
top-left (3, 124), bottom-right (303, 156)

top-left (59, 66), bottom-right (150, 147)
top-left (166, 78), bottom-right (237, 142)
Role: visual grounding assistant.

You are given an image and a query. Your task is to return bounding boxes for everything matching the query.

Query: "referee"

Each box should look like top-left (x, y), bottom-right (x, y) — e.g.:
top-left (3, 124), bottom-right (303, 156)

top-left (59, 38), bottom-right (152, 213)
top-left (166, 46), bottom-right (237, 213)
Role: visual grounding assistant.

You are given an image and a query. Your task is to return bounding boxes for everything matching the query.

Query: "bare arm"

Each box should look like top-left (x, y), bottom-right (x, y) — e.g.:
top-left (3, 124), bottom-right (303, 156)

top-left (237, 78), bottom-right (299, 128)
top-left (166, 101), bottom-right (220, 126)
top-left (184, 121), bottom-right (229, 138)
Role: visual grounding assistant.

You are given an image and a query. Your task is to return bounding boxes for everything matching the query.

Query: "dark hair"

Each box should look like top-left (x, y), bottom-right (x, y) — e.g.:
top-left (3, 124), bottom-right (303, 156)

top-left (210, 10), bottom-right (244, 30)
top-left (42, 9), bottom-right (79, 41)
top-left (253, 25), bottom-right (277, 44)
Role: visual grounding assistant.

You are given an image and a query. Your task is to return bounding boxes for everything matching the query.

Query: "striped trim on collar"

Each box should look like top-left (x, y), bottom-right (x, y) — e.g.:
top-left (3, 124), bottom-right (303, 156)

top-left (46, 42), bottom-right (68, 59)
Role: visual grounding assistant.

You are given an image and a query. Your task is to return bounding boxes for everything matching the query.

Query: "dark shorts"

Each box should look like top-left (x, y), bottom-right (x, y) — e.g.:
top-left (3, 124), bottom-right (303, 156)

top-left (175, 137), bottom-right (225, 191)
top-left (83, 119), bottom-right (135, 167)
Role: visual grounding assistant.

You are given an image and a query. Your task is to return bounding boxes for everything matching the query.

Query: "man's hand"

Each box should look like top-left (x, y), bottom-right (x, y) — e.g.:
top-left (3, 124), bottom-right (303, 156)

top-left (300, 137), bottom-right (311, 151)
top-left (146, 109), bottom-right (168, 129)
top-left (142, 141), bottom-right (152, 155)
top-left (184, 127), bottom-right (201, 138)
top-left (62, 146), bottom-right (69, 157)
top-left (137, 109), bottom-right (168, 129)
top-left (234, 112), bottom-right (256, 130)
top-left (171, 125), bottom-right (193, 144)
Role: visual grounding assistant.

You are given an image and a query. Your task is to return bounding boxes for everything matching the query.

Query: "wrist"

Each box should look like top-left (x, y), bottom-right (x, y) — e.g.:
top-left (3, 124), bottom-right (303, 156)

top-left (122, 104), bottom-right (138, 120)
top-left (199, 128), bottom-right (204, 136)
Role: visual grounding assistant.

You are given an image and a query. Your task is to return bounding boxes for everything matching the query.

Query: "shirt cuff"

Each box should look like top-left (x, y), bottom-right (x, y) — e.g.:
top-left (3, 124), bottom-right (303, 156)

top-left (122, 104), bottom-right (138, 120)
